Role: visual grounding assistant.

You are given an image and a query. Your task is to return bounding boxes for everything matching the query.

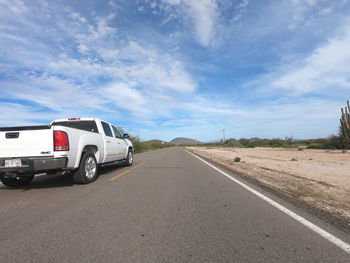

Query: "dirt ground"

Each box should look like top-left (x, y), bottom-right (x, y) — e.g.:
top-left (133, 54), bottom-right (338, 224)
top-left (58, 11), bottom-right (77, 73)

top-left (186, 146), bottom-right (350, 222)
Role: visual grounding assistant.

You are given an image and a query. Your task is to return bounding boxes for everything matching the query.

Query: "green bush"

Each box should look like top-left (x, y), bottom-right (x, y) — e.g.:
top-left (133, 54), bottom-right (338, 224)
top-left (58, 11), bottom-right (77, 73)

top-left (224, 139), bottom-right (242, 147)
top-left (306, 143), bottom-right (323, 149)
top-left (128, 136), bottom-right (172, 153)
top-left (234, 157), bottom-right (241, 162)
top-left (238, 138), bottom-right (255, 148)
top-left (269, 138), bottom-right (286, 148)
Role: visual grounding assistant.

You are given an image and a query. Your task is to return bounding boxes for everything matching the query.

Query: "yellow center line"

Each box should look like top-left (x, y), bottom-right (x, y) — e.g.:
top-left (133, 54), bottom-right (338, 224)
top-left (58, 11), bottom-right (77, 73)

top-left (109, 170), bottom-right (130, 181)
top-left (131, 161), bottom-right (146, 170)
top-left (108, 161), bottom-right (147, 181)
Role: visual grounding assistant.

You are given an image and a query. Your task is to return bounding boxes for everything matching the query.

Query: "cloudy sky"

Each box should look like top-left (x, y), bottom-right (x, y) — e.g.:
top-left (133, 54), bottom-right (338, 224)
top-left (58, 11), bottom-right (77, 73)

top-left (0, 0), bottom-right (349, 141)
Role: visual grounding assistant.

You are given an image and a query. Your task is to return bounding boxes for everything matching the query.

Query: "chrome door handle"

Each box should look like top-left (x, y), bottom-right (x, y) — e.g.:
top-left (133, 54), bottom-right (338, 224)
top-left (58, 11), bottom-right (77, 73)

top-left (107, 140), bottom-right (111, 143)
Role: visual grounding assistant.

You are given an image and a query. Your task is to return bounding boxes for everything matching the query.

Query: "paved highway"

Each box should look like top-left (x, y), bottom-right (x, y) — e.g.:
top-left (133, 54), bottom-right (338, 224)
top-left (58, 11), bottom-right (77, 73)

top-left (0, 147), bottom-right (349, 262)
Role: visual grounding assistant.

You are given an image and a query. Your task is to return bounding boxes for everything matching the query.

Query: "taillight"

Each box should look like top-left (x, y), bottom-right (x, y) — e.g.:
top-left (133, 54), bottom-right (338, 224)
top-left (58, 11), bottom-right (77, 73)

top-left (54, 131), bottom-right (69, 151)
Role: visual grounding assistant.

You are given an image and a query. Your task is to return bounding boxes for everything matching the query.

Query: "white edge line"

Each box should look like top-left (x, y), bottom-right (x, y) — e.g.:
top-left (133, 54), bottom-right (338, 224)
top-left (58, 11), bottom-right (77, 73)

top-left (185, 149), bottom-right (350, 254)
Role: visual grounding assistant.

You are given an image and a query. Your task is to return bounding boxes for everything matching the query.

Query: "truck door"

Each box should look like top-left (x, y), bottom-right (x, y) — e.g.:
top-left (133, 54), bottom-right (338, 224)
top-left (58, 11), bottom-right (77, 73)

top-left (111, 125), bottom-right (128, 159)
top-left (101, 121), bottom-right (119, 162)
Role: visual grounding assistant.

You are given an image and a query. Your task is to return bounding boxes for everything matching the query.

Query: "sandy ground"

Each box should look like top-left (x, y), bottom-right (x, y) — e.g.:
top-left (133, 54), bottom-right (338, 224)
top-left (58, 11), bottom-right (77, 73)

top-left (186, 146), bottom-right (350, 221)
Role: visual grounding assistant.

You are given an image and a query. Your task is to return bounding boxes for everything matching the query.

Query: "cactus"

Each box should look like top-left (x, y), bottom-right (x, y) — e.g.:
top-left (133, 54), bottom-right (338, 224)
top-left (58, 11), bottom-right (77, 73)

top-left (340, 101), bottom-right (350, 139)
top-left (285, 135), bottom-right (294, 144)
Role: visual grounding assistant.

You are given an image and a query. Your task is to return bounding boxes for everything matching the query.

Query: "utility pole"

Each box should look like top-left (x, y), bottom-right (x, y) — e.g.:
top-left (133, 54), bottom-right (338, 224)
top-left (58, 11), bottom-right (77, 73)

top-left (221, 129), bottom-right (226, 144)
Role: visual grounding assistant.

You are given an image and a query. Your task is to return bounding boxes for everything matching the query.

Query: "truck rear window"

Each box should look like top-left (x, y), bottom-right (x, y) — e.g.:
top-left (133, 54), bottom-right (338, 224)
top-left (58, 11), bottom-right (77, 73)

top-left (53, 121), bottom-right (99, 133)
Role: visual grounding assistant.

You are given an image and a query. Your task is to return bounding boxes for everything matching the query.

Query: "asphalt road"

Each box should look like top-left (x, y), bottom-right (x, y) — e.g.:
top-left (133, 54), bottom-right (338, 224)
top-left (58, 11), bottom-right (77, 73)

top-left (0, 147), bottom-right (349, 262)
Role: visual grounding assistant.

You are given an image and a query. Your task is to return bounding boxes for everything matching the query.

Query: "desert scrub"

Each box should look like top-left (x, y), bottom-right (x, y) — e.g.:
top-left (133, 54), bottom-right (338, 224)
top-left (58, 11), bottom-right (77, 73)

top-left (290, 157), bottom-right (298, 161)
top-left (234, 157), bottom-right (241, 162)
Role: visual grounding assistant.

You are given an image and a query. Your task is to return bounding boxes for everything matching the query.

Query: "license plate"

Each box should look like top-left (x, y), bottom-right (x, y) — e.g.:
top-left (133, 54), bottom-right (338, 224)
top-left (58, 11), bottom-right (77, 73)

top-left (5, 159), bottom-right (22, 168)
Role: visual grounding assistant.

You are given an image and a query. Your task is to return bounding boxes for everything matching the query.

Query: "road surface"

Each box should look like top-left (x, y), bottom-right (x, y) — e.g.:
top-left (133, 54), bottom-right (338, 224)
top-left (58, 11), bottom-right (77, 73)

top-left (0, 147), bottom-right (349, 262)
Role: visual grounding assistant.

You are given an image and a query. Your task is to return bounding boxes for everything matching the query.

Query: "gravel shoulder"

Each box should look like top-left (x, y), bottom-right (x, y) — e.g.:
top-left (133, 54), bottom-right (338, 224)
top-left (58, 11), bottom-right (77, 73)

top-left (186, 146), bottom-right (350, 224)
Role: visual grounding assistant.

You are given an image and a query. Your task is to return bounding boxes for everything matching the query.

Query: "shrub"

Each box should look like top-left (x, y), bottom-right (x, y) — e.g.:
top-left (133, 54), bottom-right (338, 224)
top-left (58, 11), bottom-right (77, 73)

top-left (238, 138), bottom-right (254, 148)
top-left (297, 146), bottom-right (304, 151)
top-left (290, 157), bottom-right (298, 161)
top-left (306, 143), bottom-right (323, 149)
top-left (234, 157), bottom-right (241, 162)
top-left (224, 139), bottom-right (242, 147)
top-left (269, 138), bottom-right (287, 148)
top-left (128, 136), bottom-right (172, 153)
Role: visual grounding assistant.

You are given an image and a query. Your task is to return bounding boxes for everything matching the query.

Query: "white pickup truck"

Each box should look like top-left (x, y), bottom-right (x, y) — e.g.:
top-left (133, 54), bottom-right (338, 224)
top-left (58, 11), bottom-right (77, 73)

top-left (0, 118), bottom-right (134, 187)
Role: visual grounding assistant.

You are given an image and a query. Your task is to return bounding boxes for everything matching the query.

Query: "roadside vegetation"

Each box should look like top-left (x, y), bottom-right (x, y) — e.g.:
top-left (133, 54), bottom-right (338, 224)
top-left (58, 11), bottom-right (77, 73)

top-left (187, 127), bottom-right (350, 150)
top-left (128, 136), bottom-right (173, 153)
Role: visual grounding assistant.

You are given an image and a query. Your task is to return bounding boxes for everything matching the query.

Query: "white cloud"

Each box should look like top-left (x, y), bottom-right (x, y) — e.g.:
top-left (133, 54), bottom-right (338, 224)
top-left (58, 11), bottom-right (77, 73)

top-left (48, 40), bottom-right (197, 94)
top-left (91, 16), bottom-right (117, 39)
top-left (292, 0), bottom-right (317, 7)
top-left (120, 41), bottom-right (157, 61)
top-left (271, 22), bottom-right (350, 95)
top-left (74, 15), bottom-right (117, 42)
top-left (150, 2), bottom-right (157, 9)
top-left (98, 48), bottom-right (119, 60)
top-left (0, 103), bottom-right (55, 127)
top-left (0, 0), bottom-right (28, 14)
top-left (104, 83), bottom-right (146, 114)
top-left (236, 0), bottom-right (249, 9)
top-left (1, 75), bottom-right (107, 112)
top-left (319, 7), bottom-right (332, 15)
top-left (70, 12), bottom-right (87, 23)
top-left (108, 1), bottom-right (117, 8)
top-left (185, 0), bottom-right (218, 46)
top-left (288, 23), bottom-right (297, 31)
top-left (77, 44), bottom-right (89, 54)
top-left (162, 0), bottom-right (218, 46)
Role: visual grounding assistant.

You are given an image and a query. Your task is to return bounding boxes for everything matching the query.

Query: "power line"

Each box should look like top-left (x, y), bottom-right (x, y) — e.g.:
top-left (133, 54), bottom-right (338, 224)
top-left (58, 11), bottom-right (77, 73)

top-left (221, 128), bottom-right (226, 143)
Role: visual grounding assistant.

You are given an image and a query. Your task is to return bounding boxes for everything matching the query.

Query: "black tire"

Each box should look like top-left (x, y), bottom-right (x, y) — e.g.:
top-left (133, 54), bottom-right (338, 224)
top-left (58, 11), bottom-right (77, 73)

top-left (125, 149), bottom-right (133, 166)
top-left (0, 174), bottom-right (34, 188)
top-left (73, 152), bottom-right (98, 184)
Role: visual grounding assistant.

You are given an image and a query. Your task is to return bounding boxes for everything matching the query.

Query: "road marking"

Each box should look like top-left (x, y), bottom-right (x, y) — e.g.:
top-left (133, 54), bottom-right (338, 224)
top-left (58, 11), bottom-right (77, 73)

top-left (185, 149), bottom-right (350, 254)
top-left (131, 161), bottom-right (146, 170)
top-left (109, 170), bottom-right (130, 181)
top-left (108, 161), bottom-right (146, 181)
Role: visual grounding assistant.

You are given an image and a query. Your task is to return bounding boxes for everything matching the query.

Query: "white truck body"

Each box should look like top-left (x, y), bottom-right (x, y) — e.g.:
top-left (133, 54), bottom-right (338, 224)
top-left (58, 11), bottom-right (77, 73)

top-left (0, 118), bottom-right (133, 183)
top-left (0, 128), bottom-right (54, 158)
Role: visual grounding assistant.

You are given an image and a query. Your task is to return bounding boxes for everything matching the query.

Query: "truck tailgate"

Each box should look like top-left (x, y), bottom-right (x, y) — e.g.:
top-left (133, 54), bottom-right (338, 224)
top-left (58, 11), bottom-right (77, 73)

top-left (0, 126), bottom-right (54, 158)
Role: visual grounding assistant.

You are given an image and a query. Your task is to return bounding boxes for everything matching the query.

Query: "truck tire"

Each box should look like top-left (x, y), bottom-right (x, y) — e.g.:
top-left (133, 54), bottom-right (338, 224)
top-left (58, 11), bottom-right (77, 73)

top-left (124, 149), bottom-right (133, 166)
top-left (73, 152), bottom-right (98, 184)
top-left (0, 174), bottom-right (34, 188)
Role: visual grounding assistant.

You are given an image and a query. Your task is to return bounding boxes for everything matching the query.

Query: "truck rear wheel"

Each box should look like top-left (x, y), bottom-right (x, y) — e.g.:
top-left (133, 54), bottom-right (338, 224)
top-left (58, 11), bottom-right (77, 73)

top-left (73, 152), bottom-right (98, 184)
top-left (0, 174), bottom-right (34, 188)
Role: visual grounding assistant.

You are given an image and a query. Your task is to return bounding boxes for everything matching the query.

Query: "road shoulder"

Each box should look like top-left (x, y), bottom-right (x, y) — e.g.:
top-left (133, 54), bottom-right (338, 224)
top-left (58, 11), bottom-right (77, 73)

top-left (185, 147), bottom-right (350, 234)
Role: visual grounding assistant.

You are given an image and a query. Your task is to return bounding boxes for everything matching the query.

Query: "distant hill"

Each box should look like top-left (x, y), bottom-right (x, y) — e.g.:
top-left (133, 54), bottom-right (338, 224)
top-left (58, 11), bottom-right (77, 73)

top-left (169, 137), bottom-right (203, 145)
top-left (143, 139), bottom-right (173, 146)
top-left (143, 139), bottom-right (166, 144)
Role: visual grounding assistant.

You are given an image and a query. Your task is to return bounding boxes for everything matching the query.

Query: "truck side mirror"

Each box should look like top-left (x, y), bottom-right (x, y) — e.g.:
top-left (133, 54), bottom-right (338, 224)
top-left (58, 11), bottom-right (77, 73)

top-left (123, 133), bottom-right (129, 139)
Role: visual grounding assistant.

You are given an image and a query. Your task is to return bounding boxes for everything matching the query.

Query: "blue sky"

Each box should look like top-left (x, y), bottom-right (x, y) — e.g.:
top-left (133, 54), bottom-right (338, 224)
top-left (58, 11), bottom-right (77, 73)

top-left (0, 0), bottom-right (349, 142)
